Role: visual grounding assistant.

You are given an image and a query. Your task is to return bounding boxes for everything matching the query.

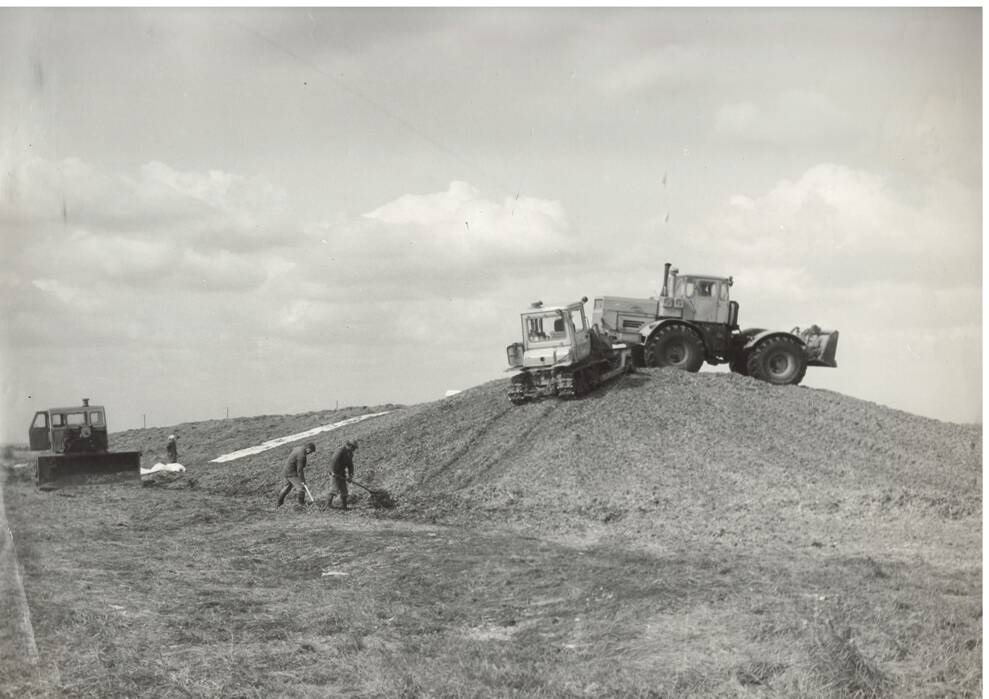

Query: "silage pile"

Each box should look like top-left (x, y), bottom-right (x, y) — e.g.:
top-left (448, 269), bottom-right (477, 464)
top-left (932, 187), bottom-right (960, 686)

top-left (123, 370), bottom-right (981, 551)
top-left (318, 369), bottom-right (980, 550)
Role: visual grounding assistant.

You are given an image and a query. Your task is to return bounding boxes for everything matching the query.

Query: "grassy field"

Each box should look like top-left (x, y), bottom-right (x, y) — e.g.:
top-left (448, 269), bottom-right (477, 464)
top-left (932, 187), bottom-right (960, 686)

top-left (2, 373), bottom-right (980, 697)
top-left (1, 473), bottom-right (981, 698)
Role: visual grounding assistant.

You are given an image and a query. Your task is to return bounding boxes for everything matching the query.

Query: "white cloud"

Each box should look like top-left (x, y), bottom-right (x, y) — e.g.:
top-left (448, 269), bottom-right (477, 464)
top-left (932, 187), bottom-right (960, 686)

top-left (688, 163), bottom-right (980, 288)
top-left (714, 91), bottom-right (851, 144)
top-left (284, 181), bottom-right (578, 308)
top-left (360, 180), bottom-right (571, 262)
top-left (257, 182), bottom-right (581, 346)
top-left (1, 157), bottom-right (297, 251)
top-left (592, 44), bottom-right (703, 97)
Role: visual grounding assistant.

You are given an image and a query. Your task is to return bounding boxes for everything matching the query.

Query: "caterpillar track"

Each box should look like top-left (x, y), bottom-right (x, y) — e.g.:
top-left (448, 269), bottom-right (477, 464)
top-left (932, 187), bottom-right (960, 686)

top-left (508, 357), bottom-right (630, 405)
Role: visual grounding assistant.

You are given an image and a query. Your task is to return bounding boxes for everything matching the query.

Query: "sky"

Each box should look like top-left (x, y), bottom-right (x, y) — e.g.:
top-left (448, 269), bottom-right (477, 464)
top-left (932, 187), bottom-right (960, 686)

top-left (0, 7), bottom-right (982, 443)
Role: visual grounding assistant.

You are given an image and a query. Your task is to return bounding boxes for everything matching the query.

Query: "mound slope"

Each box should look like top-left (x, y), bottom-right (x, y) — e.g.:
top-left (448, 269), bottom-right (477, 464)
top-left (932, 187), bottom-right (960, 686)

top-left (150, 369), bottom-right (980, 557)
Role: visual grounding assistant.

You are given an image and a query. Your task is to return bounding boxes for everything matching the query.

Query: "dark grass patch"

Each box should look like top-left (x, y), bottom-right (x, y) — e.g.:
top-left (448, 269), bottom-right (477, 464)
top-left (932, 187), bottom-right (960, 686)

top-left (809, 620), bottom-right (895, 698)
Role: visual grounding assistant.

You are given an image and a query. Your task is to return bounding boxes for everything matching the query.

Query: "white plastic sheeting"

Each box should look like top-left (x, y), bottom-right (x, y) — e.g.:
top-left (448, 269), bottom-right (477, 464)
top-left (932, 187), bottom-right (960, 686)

top-left (208, 411), bottom-right (392, 464)
top-left (141, 462), bottom-right (186, 475)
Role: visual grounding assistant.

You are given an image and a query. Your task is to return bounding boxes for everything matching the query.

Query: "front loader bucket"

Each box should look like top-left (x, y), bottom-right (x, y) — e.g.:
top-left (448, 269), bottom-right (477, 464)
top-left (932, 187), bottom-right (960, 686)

top-left (36, 451), bottom-right (142, 489)
top-left (801, 328), bottom-right (839, 368)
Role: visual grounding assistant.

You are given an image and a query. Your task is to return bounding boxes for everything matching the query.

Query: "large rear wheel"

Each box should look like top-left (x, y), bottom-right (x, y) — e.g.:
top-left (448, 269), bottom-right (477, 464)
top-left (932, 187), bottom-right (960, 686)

top-left (746, 335), bottom-right (807, 385)
top-left (643, 325), bottom-right (705, 372)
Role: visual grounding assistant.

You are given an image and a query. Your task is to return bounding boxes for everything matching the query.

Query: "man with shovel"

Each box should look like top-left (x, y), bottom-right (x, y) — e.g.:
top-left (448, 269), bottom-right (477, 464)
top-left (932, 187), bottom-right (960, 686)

top-left (326, 440), bottom-right (358, 511)
top-left (277, 441), bottom-right (316, 507)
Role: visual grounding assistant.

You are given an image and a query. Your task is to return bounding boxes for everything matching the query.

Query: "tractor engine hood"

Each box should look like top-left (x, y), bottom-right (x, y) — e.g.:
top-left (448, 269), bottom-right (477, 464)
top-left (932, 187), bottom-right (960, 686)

top-left (523, 345), bottom-right (574, 368)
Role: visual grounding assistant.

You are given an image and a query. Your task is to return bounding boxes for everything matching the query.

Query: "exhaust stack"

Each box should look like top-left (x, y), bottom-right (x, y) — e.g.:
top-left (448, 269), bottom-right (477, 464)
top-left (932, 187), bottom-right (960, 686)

top-left (660, 263), bottom-right (672, 297)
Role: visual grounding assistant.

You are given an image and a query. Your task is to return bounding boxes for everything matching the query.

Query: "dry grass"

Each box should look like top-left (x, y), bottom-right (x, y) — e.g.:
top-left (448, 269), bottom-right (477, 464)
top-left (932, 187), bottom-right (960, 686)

top-left (1, 477), bottom-right (981, 698)
top-left (1, 371), bottom-right (980, 697)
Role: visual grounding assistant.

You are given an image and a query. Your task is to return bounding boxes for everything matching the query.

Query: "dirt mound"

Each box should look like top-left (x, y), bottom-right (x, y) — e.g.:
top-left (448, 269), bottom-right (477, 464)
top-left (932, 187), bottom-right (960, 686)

top-left (120, 370), bottom-right (981, 552)
top-left (356, 370), bottom-right (980, 548)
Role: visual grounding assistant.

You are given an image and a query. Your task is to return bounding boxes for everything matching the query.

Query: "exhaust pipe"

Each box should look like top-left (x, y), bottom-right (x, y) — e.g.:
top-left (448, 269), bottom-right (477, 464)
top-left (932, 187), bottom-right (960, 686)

top-left (660, 263), bottom-right (671, 297)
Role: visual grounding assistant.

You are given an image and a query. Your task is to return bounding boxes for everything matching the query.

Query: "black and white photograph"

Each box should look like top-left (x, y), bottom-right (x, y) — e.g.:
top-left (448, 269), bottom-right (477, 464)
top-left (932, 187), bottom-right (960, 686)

top-left (0, 6), bottom-right (982, 697)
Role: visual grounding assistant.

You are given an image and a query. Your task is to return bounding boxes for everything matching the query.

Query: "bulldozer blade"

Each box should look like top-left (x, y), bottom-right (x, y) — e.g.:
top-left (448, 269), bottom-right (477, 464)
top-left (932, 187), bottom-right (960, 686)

top-left (36, 451), bottom-right (142, 489)
top-left (801, 328), bottom-right (840, 368)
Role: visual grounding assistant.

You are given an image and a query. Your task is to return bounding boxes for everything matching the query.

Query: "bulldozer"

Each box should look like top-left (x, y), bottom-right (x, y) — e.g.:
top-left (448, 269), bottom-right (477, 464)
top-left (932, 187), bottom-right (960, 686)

top-left (506, 297), bottom-right (633, 404)
top-left (591, 263), bottom-right (838, 385)
top-left (28, 399), bottom-right (142, 488)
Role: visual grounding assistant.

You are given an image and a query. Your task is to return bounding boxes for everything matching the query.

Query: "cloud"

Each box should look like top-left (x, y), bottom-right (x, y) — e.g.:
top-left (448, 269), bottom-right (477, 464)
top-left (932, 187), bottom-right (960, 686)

top-left (0, 157), bottom-right (301, 352)
top-left (713, 91), bottom-right (852, 144)
top-left (592, 44), bottom-right (704, 97)
top-left (1, 157), bottom-right (298, 251)
top-left (287, 181), bottom-right (579, 305)
top-left (685, 163), bottom-right (980, 288)
top-left (261, 181), bottom-right (581, 346)
top-left (0, 173), bottom-right (586, 353)
top-left (361, 180), bottom-right (571, 261)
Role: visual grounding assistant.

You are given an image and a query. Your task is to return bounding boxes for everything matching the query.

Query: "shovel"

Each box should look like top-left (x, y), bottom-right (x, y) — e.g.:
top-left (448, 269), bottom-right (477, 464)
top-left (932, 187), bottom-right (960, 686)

top-left (302, 483), bottom-right (316, 504)
top-left (349, 479), bottom-right (396, 509)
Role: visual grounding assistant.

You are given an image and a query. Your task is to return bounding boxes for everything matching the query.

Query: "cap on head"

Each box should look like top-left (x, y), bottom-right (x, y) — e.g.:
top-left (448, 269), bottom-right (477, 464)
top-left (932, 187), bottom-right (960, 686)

top-left (168, 434), bottom-right (176, 441)
top-left (345, 440), bottom-right (358, 450)
top-left (306, 442), bottom-right (316, 453)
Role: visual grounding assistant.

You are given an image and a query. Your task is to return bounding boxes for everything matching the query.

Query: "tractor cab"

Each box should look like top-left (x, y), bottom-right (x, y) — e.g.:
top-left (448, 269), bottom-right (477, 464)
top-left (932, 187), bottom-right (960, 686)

top-left (507, 298), bottom-right (592, 369)
top-left (662, 268), bottom-right (736, 326)
top-left (29, 399), bottom-right (111, 454)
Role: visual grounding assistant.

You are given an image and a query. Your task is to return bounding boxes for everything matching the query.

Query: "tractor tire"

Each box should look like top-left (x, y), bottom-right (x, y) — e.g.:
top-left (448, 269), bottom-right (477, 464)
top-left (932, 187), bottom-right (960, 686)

top-left (643, 325), bottom-right (705, 372)
top-left (746, 335), bottom-right (807, 385)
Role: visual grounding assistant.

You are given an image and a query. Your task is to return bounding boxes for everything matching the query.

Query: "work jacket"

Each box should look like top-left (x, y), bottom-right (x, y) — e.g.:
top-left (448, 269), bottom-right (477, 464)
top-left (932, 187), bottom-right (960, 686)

top-left (283, 445), bottom-right (309, 480)
top-left (329, 446), bottom-right (354, 480)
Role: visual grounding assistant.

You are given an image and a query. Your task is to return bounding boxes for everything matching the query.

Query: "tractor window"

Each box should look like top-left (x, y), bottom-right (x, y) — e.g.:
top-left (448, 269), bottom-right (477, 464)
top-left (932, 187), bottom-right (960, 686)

top-left (569, 309), bottom-right (586, 332)
top-left (526, 313), bottom-right (569, 343)
top-left (719, 283), bottom-right (729, 302)
top-left (696, 281), bottom-right (714, 297)
top-left (526, 316), bottom-right (549, 342)
top-left (31, 413), bottom-right (49, 429)
top-left (683, 281), bottom-right (695, 297)
top-left (66, 413), bottom-right (86, 426)
top-left (90, 411), bottom-right (104, 426)
top-left (52, 414), bottom-right (65, 427)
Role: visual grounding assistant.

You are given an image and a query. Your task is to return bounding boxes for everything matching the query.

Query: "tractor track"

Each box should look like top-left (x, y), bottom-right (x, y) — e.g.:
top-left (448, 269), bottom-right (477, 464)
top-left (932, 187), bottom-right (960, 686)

top-left (464, 401), bottom-right (562, 489)
top-left (416, 402), bottom-right (519, 488)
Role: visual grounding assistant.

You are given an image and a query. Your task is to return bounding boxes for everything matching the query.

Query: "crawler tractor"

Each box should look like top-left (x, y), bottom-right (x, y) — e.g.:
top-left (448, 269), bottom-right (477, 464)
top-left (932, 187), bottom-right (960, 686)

top-left (29, 399), bottom-right (142, 488)
top-left (506, 297), bottom-right (633, 404)
top-left (591, 263), bottom-right (838, 385)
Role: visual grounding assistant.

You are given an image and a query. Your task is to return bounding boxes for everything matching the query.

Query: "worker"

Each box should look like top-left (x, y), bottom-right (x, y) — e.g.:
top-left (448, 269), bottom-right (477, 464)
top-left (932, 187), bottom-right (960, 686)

top-left (277, 442), bottom-right (316, 507)
top-left (326, 440), bottom-right (358, 511)
top-left (166, 434), bottom-right (179, 464)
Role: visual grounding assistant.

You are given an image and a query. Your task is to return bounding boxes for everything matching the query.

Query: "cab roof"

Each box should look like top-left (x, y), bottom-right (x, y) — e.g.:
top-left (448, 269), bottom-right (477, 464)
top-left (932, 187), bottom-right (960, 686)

top-left (522, 301), bottom-right (585, 314)
top-left (680, 273), bottom-right (731, 281)
top-left (47, 404), bottom-right (105, 414)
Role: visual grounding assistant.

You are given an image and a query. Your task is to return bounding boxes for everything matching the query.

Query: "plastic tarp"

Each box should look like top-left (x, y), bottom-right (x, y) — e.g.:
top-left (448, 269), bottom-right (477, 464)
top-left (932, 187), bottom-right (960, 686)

top-left (140, 462), bottom-right (186, 476)
top-left (208, 411), bottom-right (391, 463)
